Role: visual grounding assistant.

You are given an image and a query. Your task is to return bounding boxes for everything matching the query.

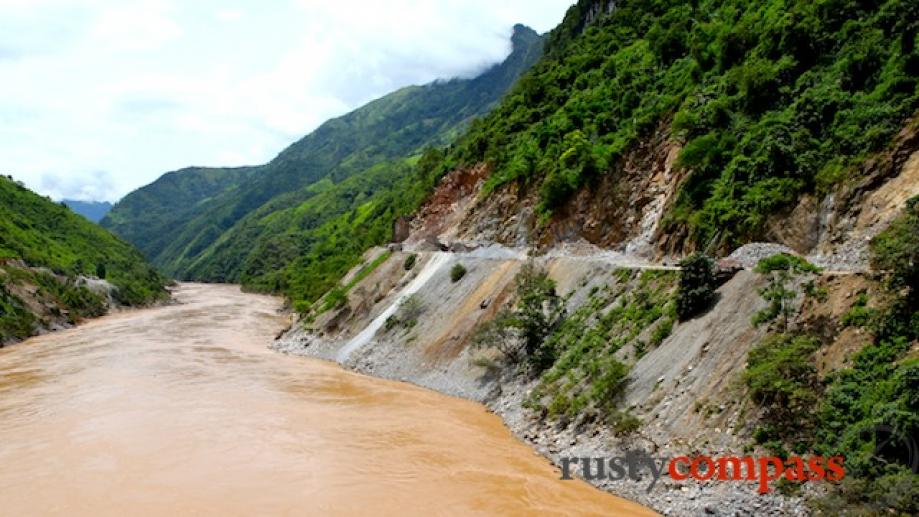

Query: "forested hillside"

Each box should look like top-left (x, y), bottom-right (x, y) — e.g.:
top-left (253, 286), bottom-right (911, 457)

top-left (104, 25), bottom-right (545, 297)
top-left (101, 166), bottom-right (258, 263)
top-left (444, 0), bottom-right (919, 251)
top-left (0, 176), bottom-right (167, 343)
top-left (451, 0), bottom-right (919, 248)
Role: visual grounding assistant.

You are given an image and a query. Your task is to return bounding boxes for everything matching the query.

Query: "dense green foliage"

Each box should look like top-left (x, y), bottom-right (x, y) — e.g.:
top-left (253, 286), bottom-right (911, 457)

top-left (744, 204), bottom-right (918, 514)
top-left (0, 177), bottom-right (166, 342)
top-left (436, 0), bottom-right (919, 250)
top-left (744, 334), bottom-right (823, 451)
top-left (102, 166), bottom-right (258, 263)
top-left (675, 253), bottom-right (717, 320)
top-left (104, 26), bottom-right (545, 310)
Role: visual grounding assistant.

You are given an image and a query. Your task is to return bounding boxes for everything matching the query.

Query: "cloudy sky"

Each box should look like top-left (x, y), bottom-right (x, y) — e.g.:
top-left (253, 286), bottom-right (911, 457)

top-left (0, 0), bottom-right (573, 202)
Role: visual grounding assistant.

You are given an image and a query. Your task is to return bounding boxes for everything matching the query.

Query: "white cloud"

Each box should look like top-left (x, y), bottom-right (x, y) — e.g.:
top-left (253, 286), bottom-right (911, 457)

top-left (0, 0), bottom-right (573, 202)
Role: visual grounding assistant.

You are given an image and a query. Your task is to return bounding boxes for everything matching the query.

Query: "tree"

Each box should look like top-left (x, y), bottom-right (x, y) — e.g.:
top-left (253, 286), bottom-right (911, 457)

top-left (471, 309), bottom-right (523, 362)
top-left (752, 253), bottom-right (820, 332)
top-left (470, 262), bottom-right (565, 373)
top-left (514, 262), bottom-right (566, 371)
top-left (676, 253), bottom-right (717, 320)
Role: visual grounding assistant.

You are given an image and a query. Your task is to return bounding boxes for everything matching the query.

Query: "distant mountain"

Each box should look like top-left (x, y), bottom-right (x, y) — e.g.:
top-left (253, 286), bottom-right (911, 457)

top-left (61, 199), bottom-right (113, 222)
top-left (100, 166), bottom-right (258, 263)
top-left (103, 24), bottom-right (545, 300)
top-left (0, 176), bottom-right (167, 344)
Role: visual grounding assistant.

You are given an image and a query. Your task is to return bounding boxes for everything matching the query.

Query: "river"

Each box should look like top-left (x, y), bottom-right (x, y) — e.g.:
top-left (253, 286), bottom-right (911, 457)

top-left (0, 283), bottom-right (654, 516)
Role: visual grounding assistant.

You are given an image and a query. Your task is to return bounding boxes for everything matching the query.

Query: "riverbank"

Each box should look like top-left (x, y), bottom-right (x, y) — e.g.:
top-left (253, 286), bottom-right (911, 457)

top-left (272, 248), bottom-right (815, 516)
top-left (0, 261), bottom-right (173, 349)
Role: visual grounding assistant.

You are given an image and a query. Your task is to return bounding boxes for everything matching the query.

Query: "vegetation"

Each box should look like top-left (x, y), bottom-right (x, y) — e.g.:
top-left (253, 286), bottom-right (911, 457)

top-left (743, 202), bottom-right (918, 514)
top-left (403, 254), bottom-right (417, 271)
top-left (840, 292), bottom-right (877, 328)
top-left (449, 263), bottom-right (467, 283)
top-left (385, 294), bottom-right (425, 331)
top-left (752, 253), bottom-right (821, 331)
top-left (675, 253), bottom-right (717, 320)
top-left (471, 262), bottom-right (565, 371)
top-left (869, 195), bottom-right (919, 295)
top-left (0, 176), bottom-right (166, 342)
top-left (744, 334), bottom-right (822, 452)
top-left (104, 27), bottom-right (545, 313)
top-left (436, 0), bottom-right (919, 251)
top-left (472, 308), bottom-right (525, 362)
top-left (527, 269), bottom-right (677, 425)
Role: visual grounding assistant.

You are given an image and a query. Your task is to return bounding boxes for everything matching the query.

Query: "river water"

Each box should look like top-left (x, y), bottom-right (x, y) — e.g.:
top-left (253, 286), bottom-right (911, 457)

top-left (0, 283), bottom-right (654, 516)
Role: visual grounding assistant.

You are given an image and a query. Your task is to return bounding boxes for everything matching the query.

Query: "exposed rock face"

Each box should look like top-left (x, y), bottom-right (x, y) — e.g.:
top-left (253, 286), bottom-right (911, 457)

top-left (409, 123), bottom-right (686, 258)
top-left (392, 216), bottom-right (411, 243)
top-left (771, 119), bottom-right (919, 270)
top-left (408, 115), bottom-right (919, 272)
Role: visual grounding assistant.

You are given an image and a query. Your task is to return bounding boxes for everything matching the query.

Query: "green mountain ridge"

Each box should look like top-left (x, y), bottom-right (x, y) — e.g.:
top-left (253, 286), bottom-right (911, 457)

top-left (103, 25), bottom-right (544, 287)
top-left (445, 0), bottom-right (919, 251)
top-left (0, 176), bottom-right (167, 343)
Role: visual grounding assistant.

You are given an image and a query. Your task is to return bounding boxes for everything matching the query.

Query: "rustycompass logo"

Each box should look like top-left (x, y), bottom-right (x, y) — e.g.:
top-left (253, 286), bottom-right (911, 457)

top-left (559, 450), bottom-right (845, 494)
top-left (559, 425), bottom-right (919, 495)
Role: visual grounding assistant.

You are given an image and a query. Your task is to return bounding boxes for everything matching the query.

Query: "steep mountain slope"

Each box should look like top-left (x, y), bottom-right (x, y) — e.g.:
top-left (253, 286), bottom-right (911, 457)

top-left (431, 0), bottom-right (919, 256)
top-left (104, 25), bottom-right (545, 286)
top-left (61, 199), bottom-right (112, 222)
top-left (0, 176), bottom-right (167, 344)
top-left (270, 1), bottom-right (918, 515)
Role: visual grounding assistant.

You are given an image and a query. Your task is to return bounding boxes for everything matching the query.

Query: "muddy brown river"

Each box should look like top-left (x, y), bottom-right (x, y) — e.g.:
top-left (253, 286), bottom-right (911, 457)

top-left (0, 283), bottom-right (654, 516)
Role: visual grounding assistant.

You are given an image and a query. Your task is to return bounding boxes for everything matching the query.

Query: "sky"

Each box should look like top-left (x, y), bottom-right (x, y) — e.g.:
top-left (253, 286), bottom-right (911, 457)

top-left (0, 0), bottom-right (573, 202)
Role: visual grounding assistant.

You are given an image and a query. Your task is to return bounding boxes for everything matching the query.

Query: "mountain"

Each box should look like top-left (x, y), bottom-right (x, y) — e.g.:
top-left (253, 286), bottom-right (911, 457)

top-left (1, 176), bottom-right (167, 344)
top-left (91, 2), bottom-right (919, 513)
top-left (61, 199), bottom-right (113, 222)
top-left (101, 166), bottom-right (258, 264)
top-left (103, 25), bottom-right (545, 292)
top-left (269, 1), bottom-right (918, 514)
top-left (432, 0), bottom-right (919, 255)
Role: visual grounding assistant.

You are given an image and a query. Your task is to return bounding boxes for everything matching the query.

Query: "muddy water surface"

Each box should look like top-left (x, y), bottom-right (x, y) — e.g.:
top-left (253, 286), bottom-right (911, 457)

top-left (0, 283), bottom-right (655, 516)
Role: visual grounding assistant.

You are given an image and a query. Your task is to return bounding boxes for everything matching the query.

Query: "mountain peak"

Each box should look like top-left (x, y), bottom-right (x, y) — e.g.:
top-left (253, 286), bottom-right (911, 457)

top-left (511, 23), bottom-right (539, 49)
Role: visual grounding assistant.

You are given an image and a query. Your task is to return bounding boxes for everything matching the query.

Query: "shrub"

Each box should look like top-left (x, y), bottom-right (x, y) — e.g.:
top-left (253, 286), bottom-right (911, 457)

top-left (399, 294), bottom-right (424, 322)
top-left (676, 253), bottom-right (716, 320)
top-left (841, 292), bottom-right (877, 328)
top-left (403, 254), bottom-right (417, 271)
top-left (471, 308), bottom-right (523, 362)
top-left (449, 263), bottom-right (467, 283)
